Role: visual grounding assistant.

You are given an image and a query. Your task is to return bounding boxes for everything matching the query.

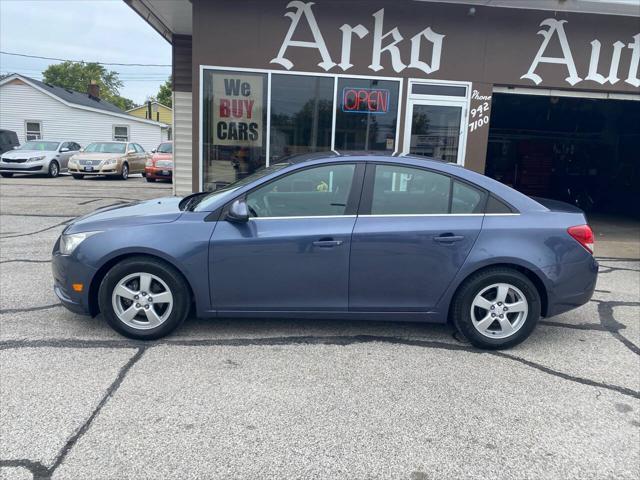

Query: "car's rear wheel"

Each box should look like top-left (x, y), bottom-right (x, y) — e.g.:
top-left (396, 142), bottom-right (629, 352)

top-left (119, 162), bottom-right (129, 180)
top-left (0, 172), bottom-right (13, 178)
top-left (48, 161), bottom-right (60, 178)
top-left (72, 174), bottom-right (84, 180)
top-left (98, 257), bottom-right (190, 340)
top-left (146, 176), bottom-right (156, 182)
top-left (451, 267), bottom-right (541, 349)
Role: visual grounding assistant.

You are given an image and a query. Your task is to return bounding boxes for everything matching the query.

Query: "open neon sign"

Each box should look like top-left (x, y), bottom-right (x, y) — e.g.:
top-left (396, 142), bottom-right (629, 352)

top-left (342, 87), bottom-right (390, 114)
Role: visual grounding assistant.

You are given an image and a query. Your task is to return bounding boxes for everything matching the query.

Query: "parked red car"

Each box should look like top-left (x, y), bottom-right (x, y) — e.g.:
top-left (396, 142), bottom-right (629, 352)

top-left (145, 141), bottom-right (173, 182)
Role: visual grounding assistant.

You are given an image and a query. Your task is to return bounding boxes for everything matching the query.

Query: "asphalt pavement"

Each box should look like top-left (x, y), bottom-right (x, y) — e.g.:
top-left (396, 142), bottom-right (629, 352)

top-left (0, 174), bottom-right (638, 480)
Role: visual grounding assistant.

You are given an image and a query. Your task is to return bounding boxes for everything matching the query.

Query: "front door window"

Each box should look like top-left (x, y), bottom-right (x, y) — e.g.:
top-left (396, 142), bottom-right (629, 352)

top-left (245, 164), bottom-right (356, 218)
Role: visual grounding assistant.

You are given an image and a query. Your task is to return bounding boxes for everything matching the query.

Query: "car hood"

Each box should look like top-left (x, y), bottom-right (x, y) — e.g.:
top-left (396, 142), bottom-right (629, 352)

top-left (2, 149), bottom-right (54, 158)
top-left (72, 152), bottom-right (123, 160)
top-left (65, 196), bottom-right (183, 234)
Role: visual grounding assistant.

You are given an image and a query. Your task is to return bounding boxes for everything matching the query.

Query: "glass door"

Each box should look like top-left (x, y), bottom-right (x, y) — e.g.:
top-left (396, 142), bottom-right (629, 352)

top-left (407, 103), bottom-right (463, 162)
top-left (403, 81), bottom-right (470, 165)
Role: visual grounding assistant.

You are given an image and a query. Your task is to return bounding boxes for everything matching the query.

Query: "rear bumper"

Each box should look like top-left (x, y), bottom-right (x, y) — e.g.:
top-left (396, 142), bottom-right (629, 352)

top-left (544, 255), bottom-right (599, 317)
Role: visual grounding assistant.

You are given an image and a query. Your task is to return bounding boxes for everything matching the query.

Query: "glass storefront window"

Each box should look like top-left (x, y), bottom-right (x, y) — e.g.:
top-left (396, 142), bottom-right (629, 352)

top-left (334, 78), bottom-right (399, 152)
top-left (202, 70), bottom-right (267, 191)
top-left (270, 74), bottom-right (334, 163)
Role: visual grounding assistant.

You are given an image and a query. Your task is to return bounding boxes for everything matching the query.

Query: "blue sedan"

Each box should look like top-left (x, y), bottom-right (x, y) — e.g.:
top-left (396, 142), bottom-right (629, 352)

top-left (52, 153), bottom-right (598, 349)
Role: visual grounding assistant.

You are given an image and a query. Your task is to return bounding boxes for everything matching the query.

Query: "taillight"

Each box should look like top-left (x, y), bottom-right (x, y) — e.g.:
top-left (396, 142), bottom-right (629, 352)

top-left (567, 224), bottom-right (594, 254)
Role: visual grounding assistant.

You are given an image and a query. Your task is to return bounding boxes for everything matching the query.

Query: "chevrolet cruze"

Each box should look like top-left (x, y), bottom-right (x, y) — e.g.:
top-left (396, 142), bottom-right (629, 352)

top-left (52, 153), bottom-right (598, 349)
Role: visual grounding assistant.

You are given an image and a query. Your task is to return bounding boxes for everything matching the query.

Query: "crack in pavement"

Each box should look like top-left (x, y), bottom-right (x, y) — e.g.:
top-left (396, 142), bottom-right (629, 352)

top-left (0, 181), bottom-right (171, 190)
top-left (1, 335), bottom-right (638, 400)
top-left (0, 213), bottom-right (75, 218)
top-left (592, 298), bottom-right (640, 356)
top-left (0, 259), bottom-right (51, 264)
top-left (0, 219), bottom-right (70, 239)
top-left (1, 195), bottom-right (140, 202)
top-left (0, 459), bottom-right (49, 479)
top-left (598, 264), bottom-right (640, 274)
top-left (0, 304), bottom-right (62, 315)
top-left (0, 348), bottom-right (146, 480)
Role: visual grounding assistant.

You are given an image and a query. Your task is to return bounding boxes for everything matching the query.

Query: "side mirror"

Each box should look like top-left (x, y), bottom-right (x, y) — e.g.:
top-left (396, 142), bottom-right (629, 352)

top-left (151, 149), bottom-right (157, 153)
top-left (226, 199), bottom-right (249, 223)
top-left (13, 146), bottom-right (19, 150)
top-left (60, 147), bottom-right (70, 152)
top-left (127, 149), bottom-right (136, 155)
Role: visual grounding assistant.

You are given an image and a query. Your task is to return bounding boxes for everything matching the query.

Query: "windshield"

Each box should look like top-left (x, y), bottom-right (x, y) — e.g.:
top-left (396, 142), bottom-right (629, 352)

top-left (192, 162), bottom-right (290, 212)
top-left (84, 142), bottom-right (127, 154)
top-left (157, 143), bottom-right (172, 153)
top-left (19, 141), bottom-right (59, 151)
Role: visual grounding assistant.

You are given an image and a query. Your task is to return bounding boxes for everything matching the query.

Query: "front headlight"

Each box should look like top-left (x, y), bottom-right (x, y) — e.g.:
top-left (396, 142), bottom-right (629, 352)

top-left (104, 158), bottom-right (117, 165)
top-left (29, 156), bottom-right (46, 162)
top-left (59, 231), bottom-right (100, 255)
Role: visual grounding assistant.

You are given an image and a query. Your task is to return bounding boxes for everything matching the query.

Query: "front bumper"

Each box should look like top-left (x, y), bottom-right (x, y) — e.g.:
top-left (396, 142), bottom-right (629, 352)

top-left (51, 240), bottom-right (97, 316)
top-left (68, 164), bottom-right (120, 175)
top-left (145, 166), bottom-right (173, 179)
top-left (0, 161), bottom-right (47, 173)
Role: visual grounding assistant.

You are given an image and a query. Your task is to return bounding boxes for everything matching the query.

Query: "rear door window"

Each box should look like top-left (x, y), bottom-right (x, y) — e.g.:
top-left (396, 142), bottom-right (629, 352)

top-left (370, 165), bottom-right (451, 215)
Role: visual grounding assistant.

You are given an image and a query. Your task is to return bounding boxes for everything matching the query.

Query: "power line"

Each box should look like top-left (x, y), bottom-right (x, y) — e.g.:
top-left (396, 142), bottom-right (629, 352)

top-left (0, 51), bottom-right (171, 67)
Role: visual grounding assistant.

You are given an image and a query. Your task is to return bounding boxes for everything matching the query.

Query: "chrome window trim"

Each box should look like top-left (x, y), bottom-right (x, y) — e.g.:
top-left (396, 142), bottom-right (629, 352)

top-left (248, 213), bottom-right (520, 220)
top-left (249, 215), bottom-right (357, 221)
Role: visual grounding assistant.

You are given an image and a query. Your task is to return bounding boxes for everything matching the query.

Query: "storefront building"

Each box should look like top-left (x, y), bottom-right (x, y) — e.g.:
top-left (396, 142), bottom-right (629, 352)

top-left (127, 0), bottom-right (639, 216)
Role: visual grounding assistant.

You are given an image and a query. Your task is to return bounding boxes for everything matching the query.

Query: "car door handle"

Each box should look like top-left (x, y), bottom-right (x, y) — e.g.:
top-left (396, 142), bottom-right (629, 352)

top-left (312, 239), bottom-right (344, 248)
top-left (434, 234), bottom-right (465, 243)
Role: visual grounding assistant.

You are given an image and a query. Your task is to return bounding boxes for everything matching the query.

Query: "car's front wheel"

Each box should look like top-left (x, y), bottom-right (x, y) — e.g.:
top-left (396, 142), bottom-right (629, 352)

top-left (451, 267), bottom-right (541, 349)
top-left (98, 257), bottom-right (190, 340)
top-left (119, 162), bottom-right (129, 180)
top-left (48, 160), bottom-right (60, 178)
top-left (0, 172), bottom-right (13, 178)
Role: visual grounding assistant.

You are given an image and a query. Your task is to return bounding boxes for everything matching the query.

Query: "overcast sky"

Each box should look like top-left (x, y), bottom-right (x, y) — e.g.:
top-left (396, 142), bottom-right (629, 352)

top-left (0, 0), bottom-right (171, 105)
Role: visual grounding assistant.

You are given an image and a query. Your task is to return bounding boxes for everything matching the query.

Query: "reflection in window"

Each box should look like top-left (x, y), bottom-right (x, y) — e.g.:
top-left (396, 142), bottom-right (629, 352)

top-left (270, 75), bottom-right (333, 163)
top-left (334, 78), bottom-right (399, 152)
top-left (371, 165), bottom-right (451, 215)
top-left (246, 164), bottom-right (355, 217)
top-left (202, 70), bottom-right (267, 191)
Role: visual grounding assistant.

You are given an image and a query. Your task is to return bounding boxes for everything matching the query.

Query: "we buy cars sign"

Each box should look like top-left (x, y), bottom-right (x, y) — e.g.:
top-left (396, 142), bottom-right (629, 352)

top-left (212, 73), bottom-right (263, 147)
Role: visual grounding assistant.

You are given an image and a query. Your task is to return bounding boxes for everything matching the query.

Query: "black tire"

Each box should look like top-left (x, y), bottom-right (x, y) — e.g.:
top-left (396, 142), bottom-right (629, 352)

top-left (0, 172), bottom-right (13, 178)
top-left (48, 161), bottom-right (60, 178)
top-left (72, 174), bottom-right (84, 180)
top-left (119, 162), bottom-right (129, 180)
top-left (98, 256), bottom-right (191, 340)
top-left (451, 267), bottom-right (541, 350)
top-left (146, 177), bottom-right (156, 182)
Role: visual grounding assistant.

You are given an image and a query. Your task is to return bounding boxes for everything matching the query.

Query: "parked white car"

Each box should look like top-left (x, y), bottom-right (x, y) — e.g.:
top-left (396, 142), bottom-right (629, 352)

top-left (0, 140), bottom-right (82, 178)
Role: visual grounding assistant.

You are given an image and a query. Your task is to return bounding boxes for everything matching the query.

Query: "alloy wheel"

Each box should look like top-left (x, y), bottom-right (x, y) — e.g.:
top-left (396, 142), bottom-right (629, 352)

top-left (49, 162), bottom-right (59, 177)
top-left (111, 272), bottom-right (174, 329)
top-left (122, 164), bottom-right (129, 179)
top-left (470, 283), bottom-right (528, 339)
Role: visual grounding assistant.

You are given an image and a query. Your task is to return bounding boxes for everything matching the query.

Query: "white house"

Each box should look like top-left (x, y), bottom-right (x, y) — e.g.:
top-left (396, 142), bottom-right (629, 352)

top-left (0, 74), bottom-right (167, 152)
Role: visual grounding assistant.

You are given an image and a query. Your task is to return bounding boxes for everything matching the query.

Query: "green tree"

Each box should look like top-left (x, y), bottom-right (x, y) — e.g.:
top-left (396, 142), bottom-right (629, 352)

top-left (156, 77), bottom-right (172, 107)
top-left (42, 61), bottom-right (135, 111)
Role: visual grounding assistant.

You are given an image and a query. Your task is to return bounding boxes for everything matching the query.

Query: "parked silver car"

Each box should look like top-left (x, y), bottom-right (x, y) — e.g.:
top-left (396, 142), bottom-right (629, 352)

top-left (0, 140), bottom-right (82, 178)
